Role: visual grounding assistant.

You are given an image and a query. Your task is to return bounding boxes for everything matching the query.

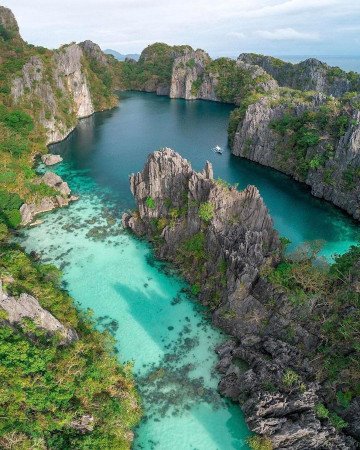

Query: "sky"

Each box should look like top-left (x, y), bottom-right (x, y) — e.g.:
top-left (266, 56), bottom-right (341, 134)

top-left (2, 0), bottom-right (360, 58)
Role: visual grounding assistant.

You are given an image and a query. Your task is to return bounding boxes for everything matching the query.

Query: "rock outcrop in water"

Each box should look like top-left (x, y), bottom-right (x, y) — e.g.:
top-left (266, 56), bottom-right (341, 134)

top-left (20, 172), bottom-right (77, 225)
top-left (123, 149), bottom-right (357, 449)
top-left (232, 92), bottom-right (360, 220)
top-left (121, 46), bottom-right (360, 220)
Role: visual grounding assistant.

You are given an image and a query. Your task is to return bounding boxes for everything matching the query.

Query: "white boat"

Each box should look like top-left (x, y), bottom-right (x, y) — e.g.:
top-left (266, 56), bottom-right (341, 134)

top-left (212, 145), bottom-right (223, 154)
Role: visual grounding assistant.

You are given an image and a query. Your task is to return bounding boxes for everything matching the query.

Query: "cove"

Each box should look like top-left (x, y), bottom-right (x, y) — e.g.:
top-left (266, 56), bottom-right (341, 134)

top-left (17, 92), bottom-right (359, 449)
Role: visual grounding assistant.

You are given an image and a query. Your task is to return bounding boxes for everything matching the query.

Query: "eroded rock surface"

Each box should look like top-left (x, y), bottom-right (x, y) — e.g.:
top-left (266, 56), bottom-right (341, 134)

top-left (41, 154), bottom-right (63, 166)
top-left (238, 54), bottom-right (359, 97)
top-left (0, 282), bottom-right (77, 344)
top-left (232, 94), bottom-right (360, 220)
top-left (20, 172), bottom-right (77, 225)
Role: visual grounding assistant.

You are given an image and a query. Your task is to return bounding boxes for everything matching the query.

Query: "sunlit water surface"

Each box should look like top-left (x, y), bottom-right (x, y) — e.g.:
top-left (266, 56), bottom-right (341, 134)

top-left (18, 92), bottom-right (359, 449)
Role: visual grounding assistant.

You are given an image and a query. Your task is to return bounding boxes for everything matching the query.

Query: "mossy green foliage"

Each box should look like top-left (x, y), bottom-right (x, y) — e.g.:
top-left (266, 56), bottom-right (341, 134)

top-left (145, 196), bottom-right (156, 209)
top-left (191, 77), bottom-right (202, 96)
top-left (205, 57), bottom-right (270, 104)
top-left (198, 202), bottom-right (214, 222)
top-left (0, 190), bottom-right (22, 228)
top-left (264, 243), bottom-right (360, 416)
top-left (82, 56), bottom-right (119, 111)
top-left (269, 98), bottom-right (356, 180)
top-left (247, 435), bottom-right (273, 450)
top-left (0, 244), bottom-right (141, 449)
top-left (315, 404), bottom-right (348, 430)
top-left (120, 42), bottom-right (191, 89)
top-left (228, 107), bottom-right (243, 147)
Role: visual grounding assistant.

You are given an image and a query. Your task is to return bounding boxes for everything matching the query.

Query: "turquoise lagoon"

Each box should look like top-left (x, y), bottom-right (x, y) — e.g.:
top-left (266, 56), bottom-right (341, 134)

top-left (18, 92), bottom-right (359, 449)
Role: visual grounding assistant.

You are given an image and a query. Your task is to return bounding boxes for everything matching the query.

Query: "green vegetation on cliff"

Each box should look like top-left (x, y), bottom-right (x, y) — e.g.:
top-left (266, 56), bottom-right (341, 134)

top-left (205, 57), bottom-right (272, 105)
top-left (263, 241), bottom-right (360, 425)
top-left (0, 13), bottom-right (120, 235)
top-left (269, 96), bottom-right (358, 181)
top-left (0, 243), bottom-right (141, 449)
top-left (0, 7), bottom-right (140, 447)
top-left (120, 42), bottom-right (191, 90)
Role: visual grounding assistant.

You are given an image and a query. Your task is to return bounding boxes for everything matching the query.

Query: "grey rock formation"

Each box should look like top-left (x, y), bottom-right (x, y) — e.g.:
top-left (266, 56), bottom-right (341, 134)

top-left (80, 40), bottom-right (108, 66)
top-left (41, 172), bottom-right (71, 196)
top-left (41, 154), bottom-right (63, 166)
top-left (0, 5), bottom-right (20, 39)
top-left (238, 53), bottom-right (359, 97)
top-left (70, 415), bottom-right (94, 433)
top-left (20, 171), bottom-right (77, 225)
top-left (11, 43), bottom-right (94, 144)
top-left (0, 282), bottom-right (77, 344)
top-left (170, 49), bottom-right (217, 101)
top-left (123, 149), bottom-right (356, 449)
top-left (232, 94), bottom-right (360, 220)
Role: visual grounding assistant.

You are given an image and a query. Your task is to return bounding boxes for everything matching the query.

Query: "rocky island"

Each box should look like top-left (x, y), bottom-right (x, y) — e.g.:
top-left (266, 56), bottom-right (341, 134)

top-left (123, 149), bottom-right (359, 449)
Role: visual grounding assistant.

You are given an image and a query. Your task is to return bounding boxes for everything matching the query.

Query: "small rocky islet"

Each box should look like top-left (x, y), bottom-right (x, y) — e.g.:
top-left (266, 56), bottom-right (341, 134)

top-left (0, 4), bottom-right (359, 450)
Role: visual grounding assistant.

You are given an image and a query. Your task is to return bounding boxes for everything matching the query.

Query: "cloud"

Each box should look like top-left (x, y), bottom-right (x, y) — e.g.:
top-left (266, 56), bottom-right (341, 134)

top-left (256, 28), bottom-right (320, 41)
top-left (239, 0), bottom-right (337, 18)
top-left (1, 0), bottom-right (359, 56)
top-left (227, 31), bottom-right (246, 39)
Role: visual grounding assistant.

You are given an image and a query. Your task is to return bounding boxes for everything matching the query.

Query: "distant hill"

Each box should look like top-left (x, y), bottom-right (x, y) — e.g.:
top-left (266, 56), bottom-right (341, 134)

top-left (104, 49), bottom-right (140, 61)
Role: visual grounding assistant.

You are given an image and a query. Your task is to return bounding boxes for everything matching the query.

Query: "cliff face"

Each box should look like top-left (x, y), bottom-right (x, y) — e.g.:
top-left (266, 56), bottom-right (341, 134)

top-left (232, 93), bottom-right (360, 220)
top-left (123, 149), bottom-right (357, 450)
top-left (0, 281), bottom-right (77, 344)
top-left (169, 52), bottom-right (278, 103)
top-left (170, 49), bottom-right (218, 100)
top-left (11, 44), bottom-right (95, 144)
top-left (238, 53), bottom-right (360, 97)
top-left (0, 8), bottom-right (120, 227)
top-left (0, 5), bottom-right (20, 40)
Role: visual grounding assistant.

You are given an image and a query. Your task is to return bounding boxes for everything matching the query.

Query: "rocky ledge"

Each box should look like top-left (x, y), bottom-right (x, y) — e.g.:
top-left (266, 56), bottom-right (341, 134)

top-left (41, 154), bottom-right (63, 166)
top-left (0, 281), bottom-right (77, 344)
top-left (123, 149), bottom-right (357, 449)
top-left (20, 172), bottom-right (77, 225)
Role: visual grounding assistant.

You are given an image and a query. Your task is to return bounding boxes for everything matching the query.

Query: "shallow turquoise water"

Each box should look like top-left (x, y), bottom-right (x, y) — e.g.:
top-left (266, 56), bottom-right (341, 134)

top-left (18, 92), bottom-right (359, 449)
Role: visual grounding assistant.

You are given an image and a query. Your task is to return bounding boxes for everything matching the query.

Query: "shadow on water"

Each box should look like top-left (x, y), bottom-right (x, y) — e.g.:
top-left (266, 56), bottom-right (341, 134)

top-left (113, 280), bottom-right (249, 449)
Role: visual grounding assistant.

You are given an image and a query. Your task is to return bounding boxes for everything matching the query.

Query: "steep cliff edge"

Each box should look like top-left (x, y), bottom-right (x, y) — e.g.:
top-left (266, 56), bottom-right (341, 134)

top-left (170, 53), bottom-right (278, 104)
top-left (232, 91), bottom-right (360, 220)
top-left (238, 53), bottom-right (360, 97)
top-left (123, 149), bottom-right (359, 449)
top-left (0, 6), bottom-right (121, 231)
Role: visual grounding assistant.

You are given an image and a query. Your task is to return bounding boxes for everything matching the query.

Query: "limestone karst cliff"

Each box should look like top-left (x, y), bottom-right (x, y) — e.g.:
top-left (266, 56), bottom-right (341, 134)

top-left (123, 149), bottom-right (359, 449)
top-left (238, 53), bottom-right (360, 97)
top-left (232, 91), bottom-right (360, 220)
top-left (0, 5), bottom-right (121, 228)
